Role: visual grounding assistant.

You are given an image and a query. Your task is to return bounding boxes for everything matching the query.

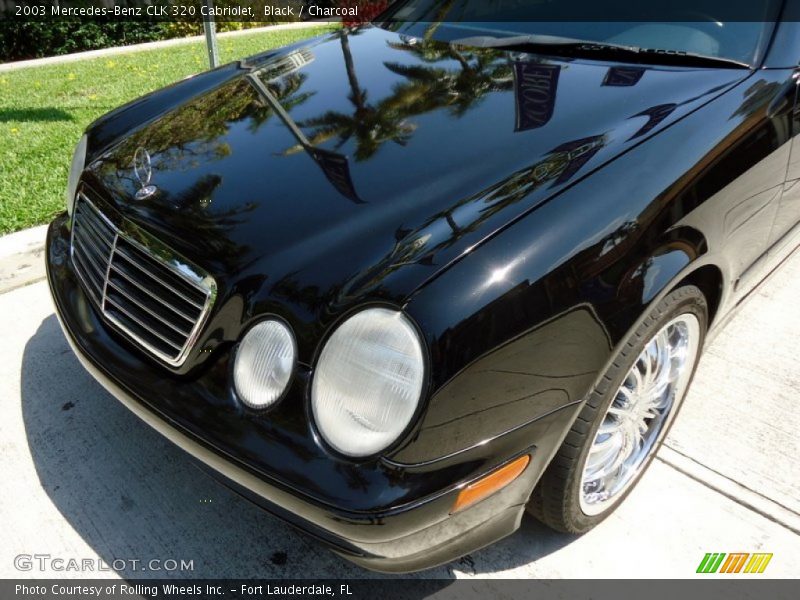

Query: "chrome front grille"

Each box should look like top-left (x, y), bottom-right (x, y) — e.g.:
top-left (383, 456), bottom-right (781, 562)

top-left (70, 192), bottom-right (215, 366)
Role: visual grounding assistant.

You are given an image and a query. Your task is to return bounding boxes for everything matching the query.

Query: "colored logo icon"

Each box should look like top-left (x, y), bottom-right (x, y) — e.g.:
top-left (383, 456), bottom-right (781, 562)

top-left (697, 552), bottom-right (773, 574)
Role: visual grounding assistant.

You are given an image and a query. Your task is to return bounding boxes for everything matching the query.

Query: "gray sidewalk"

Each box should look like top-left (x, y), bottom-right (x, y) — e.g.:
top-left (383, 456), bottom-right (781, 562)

top-left (0, 228), bottom-right (797, 578)
top-left (0, 225), bottom-right (48, 293)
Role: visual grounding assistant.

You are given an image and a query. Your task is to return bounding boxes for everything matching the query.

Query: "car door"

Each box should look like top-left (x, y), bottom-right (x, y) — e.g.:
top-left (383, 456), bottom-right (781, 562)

top-left (709, 71), bottom-right (795, 299)
top-left (767, 70), bottom-right (800, 255)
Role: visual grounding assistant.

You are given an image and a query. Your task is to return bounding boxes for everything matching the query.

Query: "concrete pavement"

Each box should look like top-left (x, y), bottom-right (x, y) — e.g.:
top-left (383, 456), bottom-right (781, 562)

top-left (0, 240), bottom-right (798, 579)
top-left (0, 225), bottom-right (48, 293)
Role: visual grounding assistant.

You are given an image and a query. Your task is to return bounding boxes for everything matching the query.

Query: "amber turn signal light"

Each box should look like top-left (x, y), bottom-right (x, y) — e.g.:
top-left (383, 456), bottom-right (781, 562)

top-left (451, 454), bottom-right (530, 514)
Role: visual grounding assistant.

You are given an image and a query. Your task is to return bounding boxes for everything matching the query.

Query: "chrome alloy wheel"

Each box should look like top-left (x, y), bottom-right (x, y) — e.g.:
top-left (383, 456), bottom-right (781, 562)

top-left (579, 314), bottom-right (701, 515)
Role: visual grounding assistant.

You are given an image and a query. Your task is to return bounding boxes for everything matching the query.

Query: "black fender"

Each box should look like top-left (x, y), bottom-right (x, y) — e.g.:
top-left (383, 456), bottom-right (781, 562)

top-left (395, 66), bottom-right (794, 465)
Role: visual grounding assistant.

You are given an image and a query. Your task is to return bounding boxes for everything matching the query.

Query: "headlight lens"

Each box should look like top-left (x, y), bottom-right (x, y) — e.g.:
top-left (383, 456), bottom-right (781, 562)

top-left (234, 320), bottom-right (296, 409)
top-left (66, 134), bottom-right (88, 216)
top-left (312, 308), bottom-right (425, 457)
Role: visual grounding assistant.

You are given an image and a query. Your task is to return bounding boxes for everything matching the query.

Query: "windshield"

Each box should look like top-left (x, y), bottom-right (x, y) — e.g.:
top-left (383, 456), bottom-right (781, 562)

top-left (379, 0), bottom-right (782, 65)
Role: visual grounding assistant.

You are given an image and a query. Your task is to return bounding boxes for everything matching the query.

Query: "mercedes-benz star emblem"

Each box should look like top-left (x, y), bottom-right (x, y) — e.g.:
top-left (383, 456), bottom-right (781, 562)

top-left (133, 147), bottom-right (157, 200)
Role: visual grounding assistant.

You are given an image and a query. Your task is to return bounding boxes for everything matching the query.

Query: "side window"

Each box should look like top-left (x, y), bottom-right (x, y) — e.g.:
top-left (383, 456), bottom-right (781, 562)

top-left (765, 2), bottom-right (800, 68)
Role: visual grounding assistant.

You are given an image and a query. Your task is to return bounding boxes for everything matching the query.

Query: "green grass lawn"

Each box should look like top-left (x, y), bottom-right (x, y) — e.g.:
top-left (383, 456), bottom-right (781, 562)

top-left (0, 25), bottom-right (337, 235)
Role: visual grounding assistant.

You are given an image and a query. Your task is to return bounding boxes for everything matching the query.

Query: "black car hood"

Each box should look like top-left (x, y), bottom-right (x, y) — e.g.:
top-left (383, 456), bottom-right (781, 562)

top-left (85, 26), bottom-right (749, 339)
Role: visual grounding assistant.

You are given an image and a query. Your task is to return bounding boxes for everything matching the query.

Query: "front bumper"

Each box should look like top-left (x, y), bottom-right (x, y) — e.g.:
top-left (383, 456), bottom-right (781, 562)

top-left (46, 214), bottom-right (572, 572)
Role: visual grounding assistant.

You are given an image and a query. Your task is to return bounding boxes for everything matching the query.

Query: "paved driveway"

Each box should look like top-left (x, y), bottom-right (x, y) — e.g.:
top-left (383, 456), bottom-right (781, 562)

top-left (0, 244), bottom-right (798, 579)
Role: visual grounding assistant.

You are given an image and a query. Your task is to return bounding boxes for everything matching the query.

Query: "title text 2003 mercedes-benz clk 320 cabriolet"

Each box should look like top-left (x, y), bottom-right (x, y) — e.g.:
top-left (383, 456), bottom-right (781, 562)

top-left (47, 0), bottom-right (800, 572)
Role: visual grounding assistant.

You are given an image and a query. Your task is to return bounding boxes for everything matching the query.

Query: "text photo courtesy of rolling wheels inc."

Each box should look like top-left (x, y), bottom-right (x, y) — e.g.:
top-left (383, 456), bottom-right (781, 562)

top-left (0, 0), bottom-right (799, 598)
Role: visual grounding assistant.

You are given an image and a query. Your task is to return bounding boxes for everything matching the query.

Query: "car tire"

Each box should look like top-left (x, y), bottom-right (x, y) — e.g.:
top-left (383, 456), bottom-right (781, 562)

top-left (528, 285), bottom-right (708, 534)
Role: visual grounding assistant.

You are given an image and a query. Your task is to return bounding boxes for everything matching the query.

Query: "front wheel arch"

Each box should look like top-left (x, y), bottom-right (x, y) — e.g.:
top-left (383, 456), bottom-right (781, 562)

top-left (528, 284), bottom-right (708, 533)
top-left (668, 263), bottom-right (724, 328)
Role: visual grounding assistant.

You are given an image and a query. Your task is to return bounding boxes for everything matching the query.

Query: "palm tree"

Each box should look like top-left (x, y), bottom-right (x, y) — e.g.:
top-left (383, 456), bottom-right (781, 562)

top-left (284, 29), bottom-right (418, 161)
top-left (285, 31), bottom-right (514, 161)
top-left (383, 38), bottom-right (514, 117)
top-left (248, 71), bottom-right (315, 134)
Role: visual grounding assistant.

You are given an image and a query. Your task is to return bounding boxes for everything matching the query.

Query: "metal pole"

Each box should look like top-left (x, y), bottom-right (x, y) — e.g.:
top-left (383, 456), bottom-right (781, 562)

top-left (202, 0), bottom-right (220, 69)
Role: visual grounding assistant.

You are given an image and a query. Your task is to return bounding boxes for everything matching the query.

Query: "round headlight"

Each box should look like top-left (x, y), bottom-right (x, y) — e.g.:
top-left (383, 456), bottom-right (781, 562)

top-left (66, 134), bottom-right (88, 216)
top-left (312, 308), bottom-right (425, 457)
top-left (234, 320), bottom-right (296, 409)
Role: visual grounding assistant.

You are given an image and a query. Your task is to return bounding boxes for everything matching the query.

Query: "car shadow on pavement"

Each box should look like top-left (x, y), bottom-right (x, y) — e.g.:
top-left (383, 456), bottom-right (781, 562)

top-left (21, 315), bottom-right (576, 581)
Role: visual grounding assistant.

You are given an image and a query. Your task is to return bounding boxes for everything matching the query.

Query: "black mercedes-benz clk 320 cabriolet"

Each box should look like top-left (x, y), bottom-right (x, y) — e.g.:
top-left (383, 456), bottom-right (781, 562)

top-left (47, 0), bottom-right (800, 572)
